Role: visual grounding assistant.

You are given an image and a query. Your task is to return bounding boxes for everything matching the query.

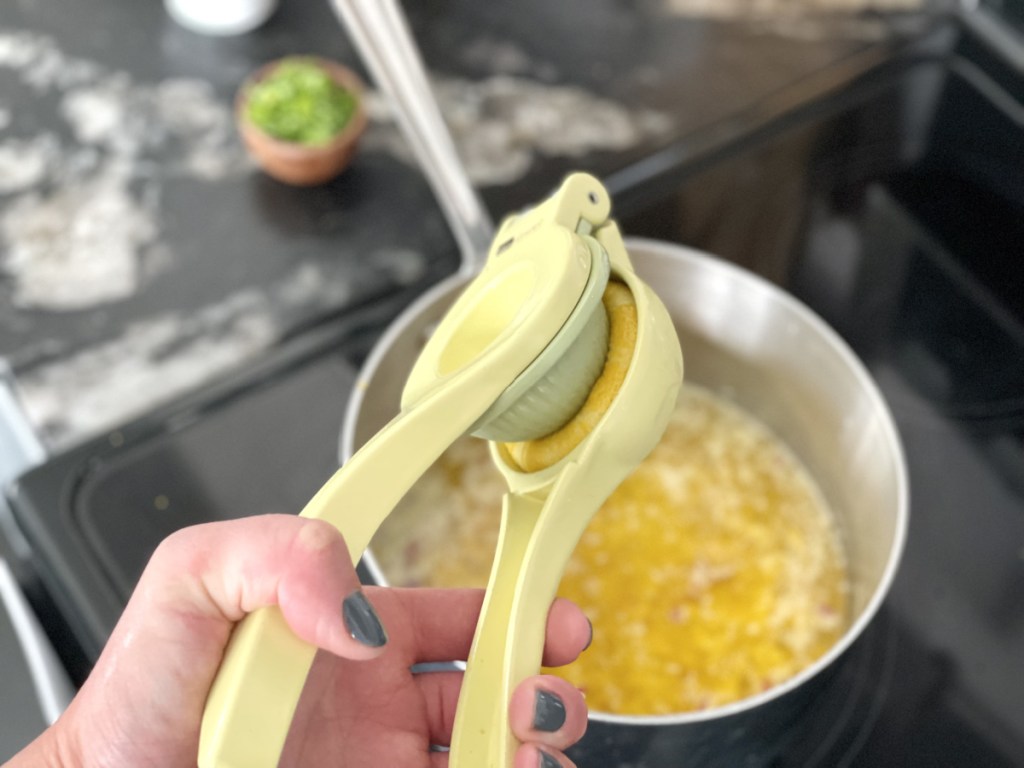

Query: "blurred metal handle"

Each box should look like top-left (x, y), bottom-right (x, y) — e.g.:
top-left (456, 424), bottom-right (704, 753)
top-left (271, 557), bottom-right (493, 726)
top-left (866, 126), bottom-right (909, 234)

top-left (0, 558), bottom-right (75, 725)
top-left (329, 0), bottom-right (494, 274)
top-left (0, 363), bottom-right (73, 725)
top-left (0, 361), bottom-right (44, 563)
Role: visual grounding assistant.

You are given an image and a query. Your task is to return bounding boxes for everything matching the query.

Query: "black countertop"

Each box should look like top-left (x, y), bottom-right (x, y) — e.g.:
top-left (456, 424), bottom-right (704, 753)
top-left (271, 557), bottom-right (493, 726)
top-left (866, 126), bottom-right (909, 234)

top-left (0, 0), bottom-right (945, 448)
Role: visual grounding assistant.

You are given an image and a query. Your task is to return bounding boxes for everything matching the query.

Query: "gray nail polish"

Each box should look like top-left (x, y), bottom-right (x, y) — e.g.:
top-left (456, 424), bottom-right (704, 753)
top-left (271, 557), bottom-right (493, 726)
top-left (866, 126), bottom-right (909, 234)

top-left (533, 689), bottom-right (566, 732)
top-left (583, 618), bottom-right (594, 652)
top-left (342, 591), bottom-right (388, 647)
top-left (538, 750), bottom-right (561, 768)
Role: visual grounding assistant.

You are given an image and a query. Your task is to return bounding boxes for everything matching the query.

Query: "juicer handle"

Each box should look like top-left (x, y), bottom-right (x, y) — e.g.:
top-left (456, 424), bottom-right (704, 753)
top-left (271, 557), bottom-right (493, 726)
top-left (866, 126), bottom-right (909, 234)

top-left (449, 492), bottom-right (549, 767)
top-left (449, 462), bottom-right (613, 768)
top-left (198, 364), bottom-right (516, 768)
top-left (329, 0), bottom-right (495, 274)
top-left (450, 263), bottom-right (685, 767)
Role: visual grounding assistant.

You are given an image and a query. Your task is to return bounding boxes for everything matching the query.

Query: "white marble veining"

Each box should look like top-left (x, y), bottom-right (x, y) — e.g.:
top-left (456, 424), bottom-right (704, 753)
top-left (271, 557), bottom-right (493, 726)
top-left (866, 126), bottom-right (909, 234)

top-left (2, 163), bottom-right (158, 311)
top-left (0, 30), bottom-right (252, 313)
top-left (0, 133), bottom-right (56, 194)
top-left (15, 252), bottom-right (427, 448)
top-left (661, 0), bottom-right (927, 40)
top-left (363, 75), bottom-right (671, 186)
top-left (0, 25), bottom-right (670, 445)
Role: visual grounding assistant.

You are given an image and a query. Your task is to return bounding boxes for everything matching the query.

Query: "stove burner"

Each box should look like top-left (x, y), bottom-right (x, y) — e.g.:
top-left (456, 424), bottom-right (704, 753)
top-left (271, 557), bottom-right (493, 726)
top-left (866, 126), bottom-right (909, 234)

top-left (773, 610), bottom-right (898, 767)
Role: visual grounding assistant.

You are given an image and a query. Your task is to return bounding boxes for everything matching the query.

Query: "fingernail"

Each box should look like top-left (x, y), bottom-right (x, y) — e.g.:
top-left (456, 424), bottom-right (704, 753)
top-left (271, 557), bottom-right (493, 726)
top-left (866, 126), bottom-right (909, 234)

top-left (533, 689), bottom-right (566, 732)
top-left (342, 590), bottom-right (388, 647)
top-left (538, 749), bottom-right (561, 768)
top-left (583, 617), bottom-right (594, 652)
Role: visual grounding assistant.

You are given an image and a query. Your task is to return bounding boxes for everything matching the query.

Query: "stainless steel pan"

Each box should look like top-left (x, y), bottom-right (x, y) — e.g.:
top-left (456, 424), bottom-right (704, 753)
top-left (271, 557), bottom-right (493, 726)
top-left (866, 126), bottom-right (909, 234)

top-left (331, 1), bottom-right (908, 764)
top-left (343, 237), bottom-right (908, 765)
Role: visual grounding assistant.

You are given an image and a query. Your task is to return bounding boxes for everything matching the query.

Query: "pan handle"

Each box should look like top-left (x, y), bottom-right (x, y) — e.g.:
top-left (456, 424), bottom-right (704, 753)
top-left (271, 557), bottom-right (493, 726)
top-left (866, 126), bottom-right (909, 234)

top-left (330, 0), bottom-right (495, 274)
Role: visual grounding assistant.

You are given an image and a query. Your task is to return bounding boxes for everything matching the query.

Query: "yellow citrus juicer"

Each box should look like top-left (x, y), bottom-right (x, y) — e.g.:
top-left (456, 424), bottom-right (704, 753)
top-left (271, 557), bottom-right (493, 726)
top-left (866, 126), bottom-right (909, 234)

top-left (197, 172), bottom-right (683, 768)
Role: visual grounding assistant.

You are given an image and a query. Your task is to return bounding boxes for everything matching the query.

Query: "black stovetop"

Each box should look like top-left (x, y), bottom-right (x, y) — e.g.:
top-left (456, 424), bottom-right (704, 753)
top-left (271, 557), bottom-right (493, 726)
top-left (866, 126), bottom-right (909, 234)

top-left (7, 20), bottom-right (1024, 768)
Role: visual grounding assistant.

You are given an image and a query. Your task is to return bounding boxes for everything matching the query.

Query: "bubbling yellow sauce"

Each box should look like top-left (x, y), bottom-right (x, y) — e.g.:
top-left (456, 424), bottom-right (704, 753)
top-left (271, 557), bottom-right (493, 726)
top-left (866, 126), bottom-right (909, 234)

top-left (371, 384), bottom-right (850, 715)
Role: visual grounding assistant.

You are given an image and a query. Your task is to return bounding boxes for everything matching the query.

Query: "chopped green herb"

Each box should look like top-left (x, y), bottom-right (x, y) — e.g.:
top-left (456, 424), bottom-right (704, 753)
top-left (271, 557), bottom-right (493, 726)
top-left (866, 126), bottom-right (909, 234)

top-left (246, 58), bottom-right (357, 146)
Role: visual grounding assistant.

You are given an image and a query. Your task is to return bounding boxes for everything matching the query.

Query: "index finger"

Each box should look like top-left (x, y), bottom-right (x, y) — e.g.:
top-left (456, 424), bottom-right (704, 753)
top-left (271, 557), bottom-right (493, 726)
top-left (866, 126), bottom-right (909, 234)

top-left (369, 587), bottom-right (592, 667)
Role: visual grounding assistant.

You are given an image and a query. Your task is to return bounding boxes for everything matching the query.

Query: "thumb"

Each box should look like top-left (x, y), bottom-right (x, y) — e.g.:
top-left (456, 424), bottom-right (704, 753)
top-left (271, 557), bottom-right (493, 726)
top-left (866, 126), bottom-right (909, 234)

top-left (59, 515), bottom-right (384, 766)
top-left (144, 513), bottom-right (388, 660)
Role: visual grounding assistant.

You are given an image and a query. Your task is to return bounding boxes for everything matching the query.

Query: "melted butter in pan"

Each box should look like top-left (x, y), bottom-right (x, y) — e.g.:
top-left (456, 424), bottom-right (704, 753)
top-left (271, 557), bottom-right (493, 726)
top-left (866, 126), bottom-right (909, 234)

top-left (372, 385), bottom-right (850, 715)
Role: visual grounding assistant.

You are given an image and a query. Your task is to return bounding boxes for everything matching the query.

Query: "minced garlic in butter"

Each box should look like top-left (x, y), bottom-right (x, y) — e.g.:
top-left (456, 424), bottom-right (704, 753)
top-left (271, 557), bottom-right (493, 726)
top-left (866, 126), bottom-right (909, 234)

top-left (371, 384), bottom-right (849, 714)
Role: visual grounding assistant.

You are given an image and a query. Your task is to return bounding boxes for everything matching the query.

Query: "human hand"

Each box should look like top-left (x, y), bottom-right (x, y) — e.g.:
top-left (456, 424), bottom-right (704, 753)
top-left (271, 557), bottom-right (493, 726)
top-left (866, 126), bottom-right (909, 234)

top-left (8, 515), bottom-right (591, 768)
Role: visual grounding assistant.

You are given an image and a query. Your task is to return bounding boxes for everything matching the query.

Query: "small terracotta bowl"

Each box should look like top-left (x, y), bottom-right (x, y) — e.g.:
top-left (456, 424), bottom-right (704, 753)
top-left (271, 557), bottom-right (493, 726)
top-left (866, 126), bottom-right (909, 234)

top-left (236, 56), bottom-right (368, 186)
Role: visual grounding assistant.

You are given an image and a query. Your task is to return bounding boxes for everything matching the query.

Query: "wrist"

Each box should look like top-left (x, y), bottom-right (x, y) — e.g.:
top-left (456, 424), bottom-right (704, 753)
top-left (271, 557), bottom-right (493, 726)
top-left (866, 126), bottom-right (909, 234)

top-left (5, 713), bottom-right (81, 768)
